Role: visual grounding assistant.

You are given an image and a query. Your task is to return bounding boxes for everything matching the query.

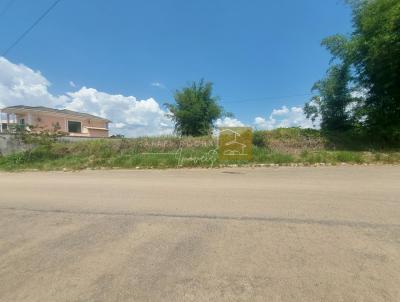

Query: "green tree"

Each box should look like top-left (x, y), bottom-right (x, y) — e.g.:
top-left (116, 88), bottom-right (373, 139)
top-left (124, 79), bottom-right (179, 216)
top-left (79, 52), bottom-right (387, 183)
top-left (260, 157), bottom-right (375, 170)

top-left (351, 0), bottom-right (400, 141)
top-left (305, 0), bottom-right (400, 141)
top-left (304, 36), bottom-right (357, 131)
top-left (165, 79), bottom-right (224, 136)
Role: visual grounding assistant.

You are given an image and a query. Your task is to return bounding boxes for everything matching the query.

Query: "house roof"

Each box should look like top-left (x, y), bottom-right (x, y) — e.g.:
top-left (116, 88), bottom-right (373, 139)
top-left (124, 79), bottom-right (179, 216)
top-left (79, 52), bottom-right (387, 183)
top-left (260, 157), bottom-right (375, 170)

top-left (1, 105), bottom-right (111, 122)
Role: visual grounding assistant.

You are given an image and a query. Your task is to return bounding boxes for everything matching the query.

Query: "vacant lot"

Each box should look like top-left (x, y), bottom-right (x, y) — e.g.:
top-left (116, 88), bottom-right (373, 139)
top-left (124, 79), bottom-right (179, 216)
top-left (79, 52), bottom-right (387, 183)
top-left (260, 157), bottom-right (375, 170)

top-left (0, 166), bottom-right (399, 301)
top-left (2, 129), bottom-right (400, 171)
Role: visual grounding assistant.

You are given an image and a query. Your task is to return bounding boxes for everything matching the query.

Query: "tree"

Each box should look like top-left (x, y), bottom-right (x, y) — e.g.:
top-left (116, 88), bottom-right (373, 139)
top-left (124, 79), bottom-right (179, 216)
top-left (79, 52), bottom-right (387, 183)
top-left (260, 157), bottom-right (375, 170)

top-left (351, 0), bottom-right (400, 141)
top-left (304, 36), bottom-right (357, 131)
top-left (165, 79), bottom-right (224, 136)
top-left (305, 0), bottom-right (400, 141)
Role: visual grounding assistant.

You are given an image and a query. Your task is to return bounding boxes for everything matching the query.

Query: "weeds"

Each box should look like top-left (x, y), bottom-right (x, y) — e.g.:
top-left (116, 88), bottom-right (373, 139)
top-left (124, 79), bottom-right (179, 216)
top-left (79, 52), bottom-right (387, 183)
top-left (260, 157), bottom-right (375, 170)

top-left (1, 128), bottom-right (399, 171)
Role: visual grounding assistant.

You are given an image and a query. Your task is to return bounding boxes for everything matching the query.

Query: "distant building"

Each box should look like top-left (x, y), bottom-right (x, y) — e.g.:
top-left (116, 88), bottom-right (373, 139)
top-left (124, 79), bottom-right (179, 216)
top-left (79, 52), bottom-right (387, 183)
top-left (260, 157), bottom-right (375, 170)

top-left (0, 105), bottom-right (111, 138)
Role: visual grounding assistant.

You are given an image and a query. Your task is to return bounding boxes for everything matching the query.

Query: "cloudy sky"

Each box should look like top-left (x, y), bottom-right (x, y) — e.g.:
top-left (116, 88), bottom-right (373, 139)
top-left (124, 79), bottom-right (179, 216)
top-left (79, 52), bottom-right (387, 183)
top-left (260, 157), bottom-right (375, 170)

top-left (0, 0), bottom-right (352, 137)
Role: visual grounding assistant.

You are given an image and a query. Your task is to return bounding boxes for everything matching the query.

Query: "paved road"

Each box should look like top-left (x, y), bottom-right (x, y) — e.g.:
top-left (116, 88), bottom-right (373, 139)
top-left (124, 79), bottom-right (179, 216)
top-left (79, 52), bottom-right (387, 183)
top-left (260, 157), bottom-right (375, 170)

top-left (0, 166), bottom-right (399, 302)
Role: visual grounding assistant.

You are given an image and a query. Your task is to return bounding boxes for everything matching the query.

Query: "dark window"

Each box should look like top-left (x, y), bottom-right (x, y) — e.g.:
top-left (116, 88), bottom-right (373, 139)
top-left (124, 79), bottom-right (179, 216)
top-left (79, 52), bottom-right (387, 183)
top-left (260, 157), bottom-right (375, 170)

top-left (68, 121), bottom-right (82, 133)
top-left (19, 118), bottom-right (25, 125)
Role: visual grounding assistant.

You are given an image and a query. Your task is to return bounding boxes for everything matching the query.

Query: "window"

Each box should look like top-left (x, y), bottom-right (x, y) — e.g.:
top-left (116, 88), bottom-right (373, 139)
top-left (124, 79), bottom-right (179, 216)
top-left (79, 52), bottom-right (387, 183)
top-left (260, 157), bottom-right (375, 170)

top-left (19, 118), bottom-right (25, 125)
top-left (68, 121), bottom-right (82, 133)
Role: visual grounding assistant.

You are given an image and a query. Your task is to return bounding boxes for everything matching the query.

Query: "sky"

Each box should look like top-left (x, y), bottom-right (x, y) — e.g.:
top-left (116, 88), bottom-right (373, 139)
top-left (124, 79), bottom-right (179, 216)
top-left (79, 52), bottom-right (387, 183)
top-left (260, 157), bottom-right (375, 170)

top-left (0, 0), bottom-right (353, 136)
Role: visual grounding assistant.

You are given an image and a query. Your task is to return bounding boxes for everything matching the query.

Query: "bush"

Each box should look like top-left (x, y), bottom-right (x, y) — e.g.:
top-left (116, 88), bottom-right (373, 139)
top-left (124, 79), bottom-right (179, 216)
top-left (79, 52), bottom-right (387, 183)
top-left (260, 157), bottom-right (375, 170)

top-left (1, 130), bottom-right (400, 171)
top-left (252, 131), bottom-right (267, 147)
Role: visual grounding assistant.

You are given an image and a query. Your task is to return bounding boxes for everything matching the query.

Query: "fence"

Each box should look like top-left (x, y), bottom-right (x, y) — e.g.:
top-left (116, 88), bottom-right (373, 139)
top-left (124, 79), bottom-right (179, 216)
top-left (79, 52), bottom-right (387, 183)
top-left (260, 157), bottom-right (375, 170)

top-left (0, 134), bottom-right (30, 156)
top-left (0, 134), bottom-right (113, 156)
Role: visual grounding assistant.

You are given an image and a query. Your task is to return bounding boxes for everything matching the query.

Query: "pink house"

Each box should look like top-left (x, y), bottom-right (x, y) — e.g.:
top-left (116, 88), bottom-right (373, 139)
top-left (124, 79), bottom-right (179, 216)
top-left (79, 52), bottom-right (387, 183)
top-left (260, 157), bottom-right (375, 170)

top-left (0, 105), bottom-right (111, 138)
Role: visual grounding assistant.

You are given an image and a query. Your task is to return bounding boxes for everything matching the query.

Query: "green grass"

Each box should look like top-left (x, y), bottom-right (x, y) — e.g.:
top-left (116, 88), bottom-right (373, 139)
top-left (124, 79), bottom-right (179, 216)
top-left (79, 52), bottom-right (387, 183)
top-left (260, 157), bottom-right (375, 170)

top-left (1, 129), bottom-right (400, 171)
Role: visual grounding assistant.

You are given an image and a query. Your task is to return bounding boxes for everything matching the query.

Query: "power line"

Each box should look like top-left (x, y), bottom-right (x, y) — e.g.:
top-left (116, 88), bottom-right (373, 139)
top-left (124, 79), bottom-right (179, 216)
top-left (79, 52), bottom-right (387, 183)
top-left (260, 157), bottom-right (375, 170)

top-left (0, 0), bottom-right (16, 19)
top-left (221, 93), bottom-right (313, 104)
top-left (2, 0), bottom-right (62, 56)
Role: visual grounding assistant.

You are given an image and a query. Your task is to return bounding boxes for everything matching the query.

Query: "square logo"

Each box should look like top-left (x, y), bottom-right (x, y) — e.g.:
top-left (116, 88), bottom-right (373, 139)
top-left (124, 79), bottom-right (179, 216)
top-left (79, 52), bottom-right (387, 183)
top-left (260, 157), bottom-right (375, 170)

top-left (218, 127), bottom-right (253, 161)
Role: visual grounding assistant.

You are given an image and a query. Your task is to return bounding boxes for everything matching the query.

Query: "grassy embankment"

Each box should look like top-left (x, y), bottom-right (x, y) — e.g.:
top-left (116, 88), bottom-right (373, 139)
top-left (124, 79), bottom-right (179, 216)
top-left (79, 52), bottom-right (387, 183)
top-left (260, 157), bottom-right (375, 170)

top-left (1, 128), bottom-right (400, 171)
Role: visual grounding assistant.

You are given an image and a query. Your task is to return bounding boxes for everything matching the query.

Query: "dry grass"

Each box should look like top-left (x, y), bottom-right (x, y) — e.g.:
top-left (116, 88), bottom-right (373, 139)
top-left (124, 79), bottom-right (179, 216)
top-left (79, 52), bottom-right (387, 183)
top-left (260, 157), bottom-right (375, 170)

top-left (1, 129), bottom-right (400, 171)
top-left (253, 128), bottom-right (325, 154)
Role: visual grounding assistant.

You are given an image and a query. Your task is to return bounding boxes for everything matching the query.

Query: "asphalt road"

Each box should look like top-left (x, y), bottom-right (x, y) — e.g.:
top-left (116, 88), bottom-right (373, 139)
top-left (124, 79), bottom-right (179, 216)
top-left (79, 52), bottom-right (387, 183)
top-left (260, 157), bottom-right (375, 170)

top-left (0, 166), bottom-right (399, 302)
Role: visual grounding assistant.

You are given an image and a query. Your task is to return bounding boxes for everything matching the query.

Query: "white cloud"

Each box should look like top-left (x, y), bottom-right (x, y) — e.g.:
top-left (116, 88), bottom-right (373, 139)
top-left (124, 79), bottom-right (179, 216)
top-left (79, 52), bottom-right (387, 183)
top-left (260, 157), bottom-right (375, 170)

top-left (65, 87), bottom-right (174, 137)
top-left (254, 106), bottom-right (318, 130)
top-left (215, 117), bottom-right (245, 127)
top-left (0, 57), bottom-right (319, 137)
top-left (350, 88), bottom-right (368, 99)
top-left (0, 57), bottom-right (173, 137)
top-left (0, 57), bottom-right (66, 108)
top-left (151, 82), bottom-right (166, 89)
top-left (114, 122), bottom-right (126, 129)
top-left (69, 81), bottom-right (76, 88)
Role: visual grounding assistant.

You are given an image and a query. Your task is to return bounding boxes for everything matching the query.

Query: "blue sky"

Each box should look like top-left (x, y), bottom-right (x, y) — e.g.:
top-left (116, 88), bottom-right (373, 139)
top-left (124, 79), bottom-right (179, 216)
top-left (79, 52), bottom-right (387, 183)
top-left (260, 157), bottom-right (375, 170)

top-left (0, 0), bottom-right (353, 136)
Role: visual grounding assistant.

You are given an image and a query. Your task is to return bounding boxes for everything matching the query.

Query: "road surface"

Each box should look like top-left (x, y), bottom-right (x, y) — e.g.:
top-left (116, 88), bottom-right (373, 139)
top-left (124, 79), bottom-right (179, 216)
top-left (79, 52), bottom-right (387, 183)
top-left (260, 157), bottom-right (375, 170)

top-left (0, 166), bottom-right (399, 301)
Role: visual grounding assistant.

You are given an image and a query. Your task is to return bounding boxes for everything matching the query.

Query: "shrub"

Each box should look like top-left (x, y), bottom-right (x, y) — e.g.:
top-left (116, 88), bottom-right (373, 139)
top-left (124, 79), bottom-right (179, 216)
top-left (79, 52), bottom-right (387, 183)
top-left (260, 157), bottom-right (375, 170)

top-left (252, 131), bottom-right (267, 147)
